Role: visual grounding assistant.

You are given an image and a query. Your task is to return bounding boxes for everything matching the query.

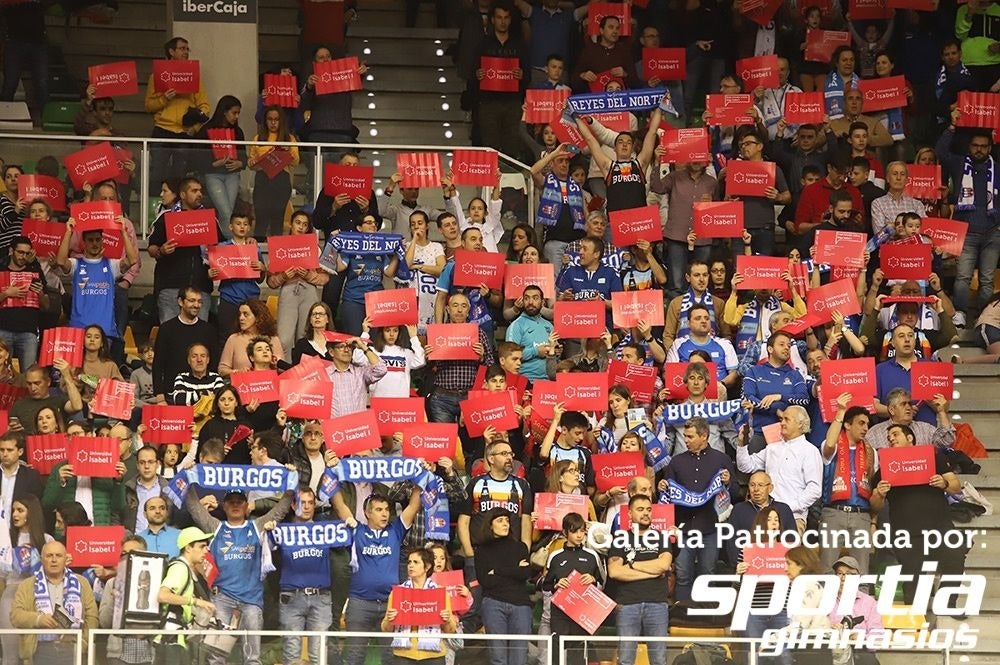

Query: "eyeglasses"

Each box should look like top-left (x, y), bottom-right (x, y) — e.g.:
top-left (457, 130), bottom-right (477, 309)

top-left (491, 450), bottom-right (513, 457)
top-left (740, 141), bottom-right (760, 148)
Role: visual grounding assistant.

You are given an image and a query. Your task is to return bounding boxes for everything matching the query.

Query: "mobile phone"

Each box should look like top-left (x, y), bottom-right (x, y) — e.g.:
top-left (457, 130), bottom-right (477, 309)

top-left (566, 145), bottom-right (580, 154)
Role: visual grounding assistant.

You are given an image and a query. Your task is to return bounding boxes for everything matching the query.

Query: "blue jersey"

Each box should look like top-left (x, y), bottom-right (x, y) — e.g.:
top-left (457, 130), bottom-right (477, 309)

top-left (437, 261), bottom-right (492, 331)
top-left (211, 521), bottom-right (265, 606)
top-left (69, 257), bottom-right (118, 339)
top-left (342, 253), bottom-right (390, 304)
top-left (275, 520), bottom-right (353, 590)
top-left (741, 362), bottom-right (810, 432)
top-left (555, 265), bottom-right (622, 327)
top-left (348, 518), bottom-right (408, 601)
top-left (671, 337), bottom-right (737, 381)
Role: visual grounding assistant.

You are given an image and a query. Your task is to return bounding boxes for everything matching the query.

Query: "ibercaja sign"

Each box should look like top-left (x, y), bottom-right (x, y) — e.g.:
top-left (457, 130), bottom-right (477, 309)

top-left (173, 0), bottom-right (256, 23)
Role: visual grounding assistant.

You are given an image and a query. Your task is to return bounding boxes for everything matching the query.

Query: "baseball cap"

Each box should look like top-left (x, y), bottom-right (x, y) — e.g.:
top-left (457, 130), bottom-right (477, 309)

top-left (177, 527), bottom-right (214, 550)
top-left (833, 555), bottom-right (860, 573)
top-left (224, 490), bottom-right (248, 502)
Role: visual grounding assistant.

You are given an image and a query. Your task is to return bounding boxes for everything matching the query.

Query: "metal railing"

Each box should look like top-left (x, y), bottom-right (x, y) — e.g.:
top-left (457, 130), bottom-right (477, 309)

top-left (0, 132), bottom-right (535, 237)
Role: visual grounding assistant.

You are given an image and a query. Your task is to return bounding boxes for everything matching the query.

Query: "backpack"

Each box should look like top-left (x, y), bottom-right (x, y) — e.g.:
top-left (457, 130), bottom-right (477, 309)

top-left (671, 643), bottom-right (733, 665)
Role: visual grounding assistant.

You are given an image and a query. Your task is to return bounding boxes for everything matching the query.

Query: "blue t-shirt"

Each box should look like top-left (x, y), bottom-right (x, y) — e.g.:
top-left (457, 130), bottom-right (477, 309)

top-left (348, 518), bottom-right (408, 601)
top-left (276, 520), bottom-right (352, 590)
top-left (69, 256), bottom-right (118, 339)
top-left (342, 253), bottom-right (389, 304)
top-left (211, 521), bottom-right (265, 606)
top-left (673, 337), bottom-right (736, 381)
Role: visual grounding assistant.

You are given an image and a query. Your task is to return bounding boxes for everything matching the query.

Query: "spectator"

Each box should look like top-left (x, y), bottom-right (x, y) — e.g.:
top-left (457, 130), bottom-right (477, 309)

top-left (268, 212), bottom-right (329, 355)
top-left (755, 57), bottom-right (803, 140)
top-left (0, 430), bottom-right (43, 504)
top-left (328, 335), bottom-right (387, 417)
top-left (934, 39), bottom-right (973, 131)
top-left (0, 236), bottom-right (47, 369)
top-left (444, 171), bottom-right (504, 254)
top-left (434, 228), bottom-right (502, 339)
top-left (195, 96), bottom-right (246, 231)
top-left (122, 445), bottom-right (169, 534)
top-left (679, 0), bottom-right (729, 118)
top-left (333, 214), bottom-right (400, 335)
top-left (505, 285), bottom-right (555, 382)
top-left (955, 0), bottom-right (1000, 90)
top-left (555, 237), bottom-right (623, 328)
top-left (402, 210), bottom-right (446, 334)
top-left (426, 293), bottom-right (496, 424)
top-left (170, 342), bottom-right (224, 406)
top-left (650, 164), bottom-right (717, 298)
top-left (825, 46), bottom-right (860, 119)
top-left (794, 152), bottom-right (865, 235)
top-left (874, 324), bottom-right (942, 426)
top-left (289, 301), bottom-right (335, 365)
top-left (739, 329), bottom-right (811, 451)
top-left (514, 0), bottom-right (587, 87)
top-left (9, 364), bottom-right (83, 435)
top-left (355, 322), bottom-right (425, 398)
top-left (379, 173), bottom-right (446, 238)
top-left (154, 527), bottom-right (217, 662)
top-left (719, 130), bottom-right (791, 255)
top-left (725, 470), bottom-right (796, 564)
top-left (474, 4), bottom-right (527, 160)
top-left (298, 45), bottom-right (364, 149)
top-left (636, 26), bottom-right (685, 123)
top-left (869, 162), bottom-right (925, 235)
top-left (828, 87), bottom-right (893, 147)
top-left (209, 214), bottom-right (267, 343)
top-left (248, 106), bottom-right (300, 238)
top-left (572, 16), bottom-right (638, 93)
top-left (530, 146), bottom-right (586, 272)
top-left (137, 495), bottom-right (181, 558)
top-left (770, 123), bottom-right (832, 196)
top-left (218, 299), bottom-right (284, 377)
top-left (152, 286), bottom-right (219, 399)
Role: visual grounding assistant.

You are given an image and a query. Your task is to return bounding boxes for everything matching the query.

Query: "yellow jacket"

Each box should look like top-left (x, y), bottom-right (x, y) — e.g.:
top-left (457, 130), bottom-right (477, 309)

top-left (11, 573), bottom-right (99, 659)
top-left (249, 133), bottom-right (300, 175)
top-left (723, 292), bottom-right (807, 329)
top-left (144, 74), bottom-right (210, 134)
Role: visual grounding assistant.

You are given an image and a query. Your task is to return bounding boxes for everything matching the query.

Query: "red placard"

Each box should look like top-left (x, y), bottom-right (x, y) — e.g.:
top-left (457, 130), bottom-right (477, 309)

top-left (431, 570), bottom-right (472, 614)
top-left (920, 217), bottom-right (967, 256)
top-left (452, 249), bottom-right (506, 291)
top-left (608, 360), bottom-right (657, 404)
top-left (556, 372), bottom-right (608, 411)
top-left (460, 390), bottom-right (519, 437)
top-left (879, 445), bottom-right (936, 487)
top-left (208, 244), bottom-right (259, 280)
top-left (26, 433), bottom-right (68, 474)
top-left (164, 209), bottom-right (218, 247)
top-left (611, 290), bottom-right (665, 329)
top-left (17, 175), bottom-right (66, 212)
top-left (551, 570), bottom-right (617, 635)
top-left (93, 378), bottom-right (135, 420)
top-left (369, 397), bottom-right (426, 436)
top-left (530, 380), bottom-right (559, 420)
top-left (141, 404), bottom-right (194, 444)
top-left (587, 70), bottom-right (626, 93)
top-left (705, 94), bottom-right (754, 126)
top-left (267, 233), bottom-right (319, 273)
top-left (112, 146), bottom-right (132, 187)
top-left (857, 76), bottom-right (907, 113)
top-left (364, 288), bottom-right (418, 327)
top-left (279, 379), bottom-right (334, 419)
top-left (726, 160), bottom-right (776, 197)
top-left (805, 29), bottom-right (851, 63)
top-left (819, 357), bottom-right (876, 422)
top-left (743, 543), bottom-right (790, 574)
top-left (880, 242), bottom-right (932, 280)
top-left (534, 493), bottom-right (589, 531)
top-left (552, 119), bottom-right (586, 149)
top-left (396, 152), bottom-right (443, 189)
top-left (888, 0), bottom-right (936, 8)
top-left (70, 201), bottom-right (121, 233)
top-left (0, 385), bottom-right (26, 411)
top-left (0, 271), bottom-right (39, 309)
top-left (661, 362), bottom-right (719, 400)
top-left (524, 89), bottom-right (569, 123)
top-left (619, 502), bottom-right (675, 530)
top-left (152, 60), bottom-right (200, 94)
top-left (402, 422), bottom-right (458, 459)
top-left (783, 92), bottom-right (826, 124)
top-left (660, 128), bottom-right (709, 163)
top-left (608, 205), bottom-right (661, 247)
top-left (314, 56), bottom-right (361, 95)
top-left (231, 369), bottom-right (280, 403)
top-left (451, 150), bottom-right (498, 186)
top-left (956, 91), bottom-right (1000, 129)
top-left (206, 128), bottom-right (237, 161)
top-left (263, 73), bottom-right (298, 108)
top-left (391, 585), bottom-right (447, 626)
top-left (66, 526), bottom-right (124, 567)
top-left (910, 362), bottom-right (954, 401)
top-left (553, 300), bottom-right (606, 338)
top-left (589, 112), bottom-right (631, 132)
top-left (64, 142), bottom-right (119, 189)
top-left (735, 255), bottom-right (787, 290)
top-left (849, 0), bottom-right (893, 19)
top-left (322, 411), bottom-right (381, 456)
top-left (904, 164), bottom-right (942, 199)
top-left (323, 164), bottom-right (374, 198)
top-left (815, 230), bottom-right (867, 268)
top-left (693, 201), bottom-right (744, 238)
top-left (504, 263), bottom-right (555, 300)
top-left (591, 452), bottom-right (645, 492)
top-left (69, 436), bottom-right (118, 478)
top-left (642, 47), bottom-right (685, 81)
top-left (257, 148), bottom-right (295, 180)
top-left (426, 323), bottom-right (480, 360)
top-left (741, 0), bottom-right (783, 25)
top-left (809, 279), bottom-right (862, 322)
top-left (736, 55), bottom-right (779, 90)
top-left (479, 57), bottom-right (520, 93)
top-left (587, 2), bottom-right (630, 35)
top-left (88, 61), bottom-right (138, 97)
top-left (39, 326), bottom-right (85, 367)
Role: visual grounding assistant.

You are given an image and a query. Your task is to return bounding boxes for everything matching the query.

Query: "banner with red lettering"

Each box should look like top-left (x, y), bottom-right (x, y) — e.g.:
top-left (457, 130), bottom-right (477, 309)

top-left (70, 201), bottom-right (121, 233)
top-left (879, 445), bottom-right (936, 486)
top-left (736, 55), bottom-right (779, 90)
top-left (452, 249), bottom-right (505, 291)
top-left (910, 362), bottom-right (954, 401)
top-left (619, 502), bottom-right (675, 530)
top-left (322, 411), bottom-right (380, 456)
top-left (0, 272), bottom-right (38, 309)
top-left (164, 209), bottom-right (218, 247)
top-left (503, 264), bottom-right (555, 300)
top-left (608, 205), bottom-right (661, 246)
top-left (726, 160), bottom-right (776, 197)
top-left (903, 164), bottom-right (942, 199)
top-left (460, 390), bottom-right (518, 437)
top-left (805, 29), bottom-right (851, 63)
top-left (553, 301), bottom-right (606, 338)
top-left (69, 436), bottom-right (118, 478)
top-left (314, 57), bottom-right (361, 94)
top-left (279, 379), bottom-right (334, 419)
top-left (89, 61), bottom-right (138, 97)
top-left (231, 369), bottom-right (280, 404)
top-left (396, 152), bottom-right (443, 189)
top-left (451, 150), bottom-right (498, 186)
top-left (17, 175), bottom-right (66, 212)
top-left (608, 360), bottom-right (657, 403)
top-left (39, 326), bottom-right (85, 367)
top-left (591, 452), bottom-right (644, 492)
top-left (743, 543), bottom-right (790, 574)
top-left (735, 255), bottom-right (787, 290)
top-left (849, 0), bottom-right (893, 19)
top-left (208, 243), bottom-right (259, 280)
top-left (956, 91), bottom-right (1000, 129)
top-left (67, 526), bottom-right (124, 567)
top-left (552, 570), bottom-right (617, 634)
top-left (587, 2), bottom-right (630, 35)
top-left (880, 242), bottom-right (932, 280)
top-left (27, 433), bottom-right (68, 474)
top-left (64, 142), bottom-right (120, 189)
top-left (323, 164), bottom-right (374, 198)
top-left (809, 279), bottom-right (861, 322)
top-left (369, 397), bottom-right (426, 436)
top-left (264, 73), bottom-right (298, 107)
top-left (479, 57), bottom-right (520, 92)
top-left (533, 493), bottom-right (589, 531)
top-left (152, 60), bottom-right (200, 94)
top-left (206, 128), bottom-right (237, 161)
top-left (364, 288), bottom-right (418, 327)
top-left (693, 201), bottom-right (744, 238)
top-left (141, 405), bottom-right (194, 444)
top-left (611, 289), bottom-right (664, 329)
top-left (391, 585), bottom-right (447, 626)
top-left (556, 372), bottom-right (608, 411)
top-left (401, 422), bottom-right (457, 459)
top-left (920, 217), bottom-right (967, 256)
top-left (642, 47), bottom-right (685, 81)
top-left (661, 362), bottom-right (719, 400)
top-left (815, 229), bottom-right (867, 268)
top-left (267, 233), bottom-right (319, 272)
top-left (93, 378), bottom-right (135, 420)
top-left (426, 323), bottom-right (480, 360)
top-left (783, 92), bottom-right (826, 124)
top-left (660, 128), bottom-right (709, 163)
top-left (857, 76), bottom-right (907, 112)
top-left (705, 94), bottom-right (754, 126)
top-left (818, 357), bottom-right (876, 422)
top-left (525, 89), bottom-right (569, 123)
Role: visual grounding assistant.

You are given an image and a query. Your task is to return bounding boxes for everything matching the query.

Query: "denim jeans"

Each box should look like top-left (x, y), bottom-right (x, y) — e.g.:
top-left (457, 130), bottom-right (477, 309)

top-left (345, 597), bottom-right (390, 665)
top-left (674, 532), bottom-right (720, 601)
top-left (1, 39), bottom-right (49, 116)
top-left (542, 240), bottom-right (569, 279)
top-left (204, 172), bottom-right (241, 235)
top-left (0, 329), bottom-right (37, 372)
top-left (745, 610), bottom-right (792, 665)
top-left (460, 553), bottom-right (483, 633)
top-left (954, 228), bottom-right (1000, 315)
top-left (684, 50), bottom-right (725, 118)
top-left (428, 390), bottom-right (464, 424)
top-left (209, 592), bottom-right (264, 665)
top-left (481, 597), bottom-right (532, 665)
top-left (280, 589), bottom-right (333, 665)
top-left (156, 288), bottom-right (210, 324)
top-left (664, 240), bottom-right (712, 300)
top-left (616, 602), bottom-right (669, 665)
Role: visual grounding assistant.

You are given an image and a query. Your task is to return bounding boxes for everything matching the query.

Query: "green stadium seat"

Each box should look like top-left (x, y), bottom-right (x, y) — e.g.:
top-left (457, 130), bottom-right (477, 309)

top-left (41, 101), bottom-right (80, 133)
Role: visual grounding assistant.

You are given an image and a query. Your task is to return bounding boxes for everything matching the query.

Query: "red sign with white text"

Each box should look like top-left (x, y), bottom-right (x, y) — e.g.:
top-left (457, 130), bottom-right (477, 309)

top-left (402, 422), bottom-right (458, 459)
top-left (525, 89), bottom-right (569, 123)
top-left (815, 229), bottom-right (867, 268)
top-left (70, 436), bottom-right (118, 478)
top-left (553, 301), bottom-right (606, 338)
top-left (819, 357), bottom-right (876, 421)
top-left (279, 379), bottom-right (334, 419)
top-left (70, 201), bottom-right (121, 233)
top-left (743, 543), bottom-right (790, 574)
top-left (534, 493), bottom-right (589, 531)
top-left (27, 433), bottom-right (68, 474)
top-left (956, 91), bottom-right (1000, 129)
top-left (920, 217), bottom-right (967, 256)
top-left (314, 57), bottom-right (361, 94)
top-left (479, 57), bottom-right (520, 93)
top-left (93, 378), bottom-right (135, 420)
top-left (736, 55), bottom-right (779, 90)
top-left (904, 164), bottom-right (941, 199)
top-left (809, 279), bottom-right (861, 321)
top-left (460, 390), bottom-right (519, 437)
top-left (17, 175), bottom-right (66, 212)
top-left (39, 326), bottom-right (84, 367)
top-left (619, 503), bottom-right (675, 530)
top-left (452, 249), bottom-right (505, 291)
top-left (880, 242), bottom-right (932, 280)
top-left (504, 264), bottom-right (555, 300)
top-left (264, 73), bottom-right (298, 108)
top-left (370, 397), bottom-right (426, 436)
top-left (551, 570), bottom-right (618, 634)
top-left (323, 164), bottom-right (374, 198)
top-left (396, 152), bottom-right (443, 189)
top-left (426, 323), bottom-right (480, 360)
top-left (0, 272), bottom-right (38, 309)
top-left (257, 148), bottom-right (295, 180)
top-left (206, 128), bottom-right (237, 161)
top-left (365, 288), bottom-right (418, 327)
top-left (67, 526), bottom-right (124, 567)
top-left (591, 452), bottom-right (645, 492)
top-left (231, 369), bottom-right (280, 403)
top-left (849, 0), bottom-right (893, 19)
top-left (432, 570), bottom-right (472, 614)
top-left (660, 128), bottom-right (709, 163)
top-left (588, 2), bottom-right (631, 35)
top-left (611, 289), bottom-right (665, 329)
top-left (64, 142), bottom-right (120, 189)
top-left (783, 92), bottom-right (827, 124)
top-left (642, 47), bottom-right (685, 81)
top-left (267, 233), bottom-right (319, 272)
top-left (141, 404), bottom-right (194, 444)
top-left (910, 362), bottom-right (954, 402)
top-left (530, 380), bottom-right (559, 420)
top-left (451, 150), bottom-right (498, 186)
top-left (879, 445), bottom-right (936, 487)
top-left (726, 160), bottom-right (776, 197)
top-left (322, 411), bottom-right (381, 456)
top-left (556, 372), bottom-right (608, 411)
top-left (705, 94), bottom-right (754, 126)
top-left (735, 255), bottom-right (787, 290)
top-left (208, 243), bottom-right (259, 280)
top-left (152, 60), bottom-right (199, 94)
top-left (89, 60), bottom-right (139, 97)
top-left (857, 76), bottom-right (907, 112)
top-left (805, 29), bottom-right (851, 63)
top-left (693, 201), bottom-right (744, 238)
top-left (165, 209), bottom-right (218, 247)
top-left (391, 585), bottom-right (447, 626)
top-left (661, 362), bottom-right (719, 400)
top-left (609, 205), bottom-right (661, 246)
top-left (608, 360), bottom-right (657, 404)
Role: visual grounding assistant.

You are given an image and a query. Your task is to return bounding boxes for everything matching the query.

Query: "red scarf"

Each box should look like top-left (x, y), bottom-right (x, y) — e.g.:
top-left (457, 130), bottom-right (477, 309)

top-left (831, 431), bottom-right (871, 502)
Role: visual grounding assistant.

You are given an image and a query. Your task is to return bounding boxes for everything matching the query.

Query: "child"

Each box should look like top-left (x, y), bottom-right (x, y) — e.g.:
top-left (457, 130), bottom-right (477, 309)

top-left (537, 403), bottom-right (595, 494)
top-left (208, 213), bottom-right (267, 343)
top-left (129, 341), bottom-right (159, 424)
top-left (846, 123), bottom-right (885, 188)
top-left (157, 442), bottom-right (182, 479)
top-left (443, 168), bottom-right (504, 252)
top-left (534, 54), bottom-right (571, 91)
top-left (848, 16), bottom-right (894, 79)
top-left (268, 209), bottom-right (329, 355)
top-left (797, 6), bottom-right (827, 92)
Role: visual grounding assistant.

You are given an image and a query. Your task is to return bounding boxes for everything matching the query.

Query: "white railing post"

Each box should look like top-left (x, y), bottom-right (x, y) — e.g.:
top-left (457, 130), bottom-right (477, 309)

top-left (140, 137), bottom-right (151, 237)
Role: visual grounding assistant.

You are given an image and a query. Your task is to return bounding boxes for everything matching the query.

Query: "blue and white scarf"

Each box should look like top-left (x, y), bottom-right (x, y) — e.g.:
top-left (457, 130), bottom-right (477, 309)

top-left (538, 172), bottom-right (585, 230)
top-left (318, 456), bottom-right (443, 507)
top-left (824, 71), bottom-right (859, 120)
top-left (164, 464), bottom-right (300, 508)
top-left (270, 521), bottom-right (354, 550)
top-left (390, 578), bottom-right (444, 652)
top-left (321, 232), bottom-right (411, 281)
top-left (957, 155), bottom-right (995, 213)
top-left (425, 492), bottom-right (451, 541)
top-left (33, 566), bottom-right (83, 641)
top-left (883, 108), bottom-right (905, 142)
top-left (663, 468), bottom-right (726, 507)
top-left (735, 295), bottom-right (782, 353)
top-left (658, 399), bottom-right (743, 426)
top-left (935, 63), bottom-right (971, 101)
top-left (678, 288), bottom-right (716, 339)
top-left (566, 88), bottom-right (668, 115)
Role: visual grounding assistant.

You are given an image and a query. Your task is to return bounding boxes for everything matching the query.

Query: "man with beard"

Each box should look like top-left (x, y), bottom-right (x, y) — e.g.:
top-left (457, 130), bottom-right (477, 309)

top-left (874, 324), bottom-right (940, 426)
top-left (665, 304), bottom-right (739, 393)
top-left (0, 235), bottom-right (48, 369)
top-left (505, 285), bottom-right (555, 383)
top-left (740, 330), bottom-right (810, 452)
top-left (663, 260), bottom-right (726, 347)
